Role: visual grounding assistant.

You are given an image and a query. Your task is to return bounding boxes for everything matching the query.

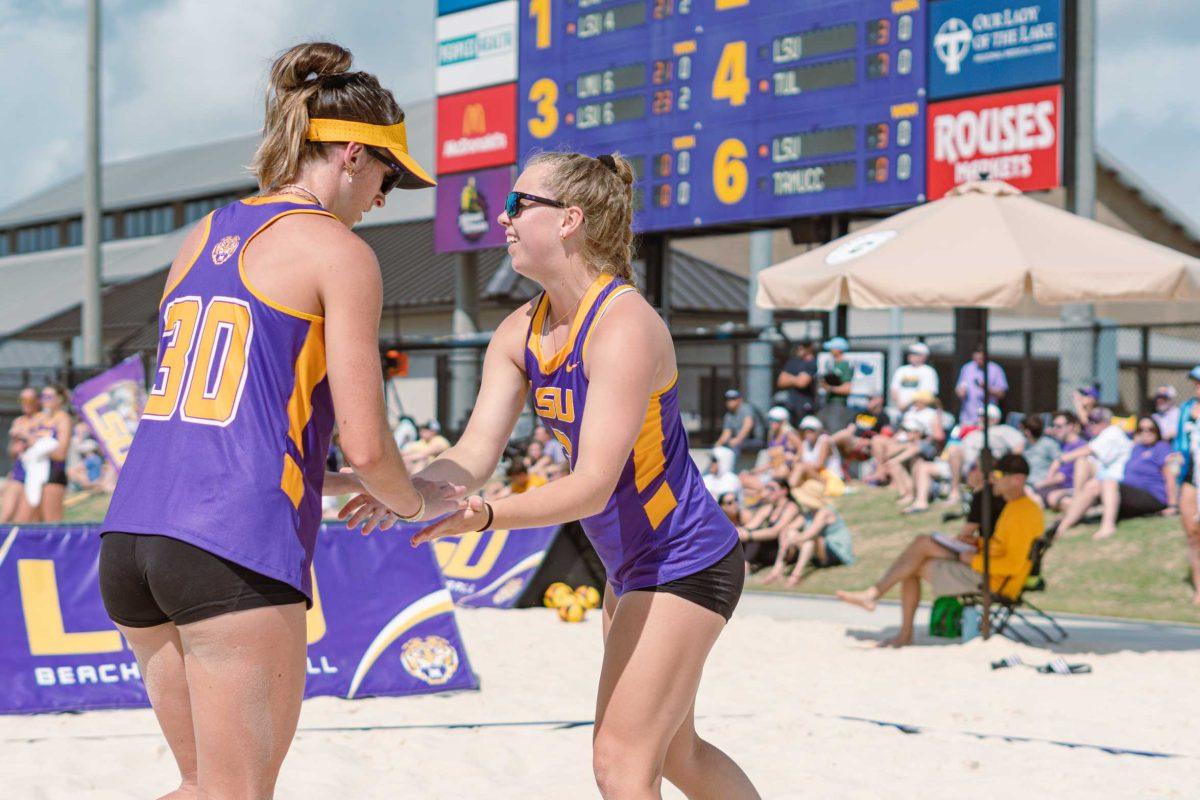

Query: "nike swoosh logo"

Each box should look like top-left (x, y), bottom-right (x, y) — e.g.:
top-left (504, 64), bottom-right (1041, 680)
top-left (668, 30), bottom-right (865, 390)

top-left (565, 362), bottom-right (579, 372)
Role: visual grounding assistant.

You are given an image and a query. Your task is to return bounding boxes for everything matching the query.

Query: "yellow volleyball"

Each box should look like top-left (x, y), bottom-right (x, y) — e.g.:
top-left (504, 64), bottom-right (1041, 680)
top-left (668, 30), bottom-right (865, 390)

top-left (574, 585), bottom-right (600, 610)
top-left (558, 601), bottom-right (587, 623)
top-left (543, 582), bottom-right (573, 608)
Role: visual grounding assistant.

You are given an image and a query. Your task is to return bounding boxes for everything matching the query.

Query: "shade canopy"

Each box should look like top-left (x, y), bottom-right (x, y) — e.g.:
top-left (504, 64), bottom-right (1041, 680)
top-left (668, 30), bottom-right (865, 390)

top-left (756, 181), bottom-right (1200, 311)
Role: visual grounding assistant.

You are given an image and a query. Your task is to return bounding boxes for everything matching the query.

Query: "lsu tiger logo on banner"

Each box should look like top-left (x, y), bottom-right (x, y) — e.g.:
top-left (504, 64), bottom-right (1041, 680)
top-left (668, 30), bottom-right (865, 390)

top-left (0, 525), bottom-right (477, 714)
top-left (71, 355), bottom-right (147, 473)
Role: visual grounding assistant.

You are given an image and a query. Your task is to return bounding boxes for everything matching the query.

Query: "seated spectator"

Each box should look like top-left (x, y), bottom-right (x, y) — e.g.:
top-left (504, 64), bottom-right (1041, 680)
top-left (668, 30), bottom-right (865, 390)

top-left (935, 405), bottom-right (1023, 506)
top-left (716, 491), bottom-right (747, 538)
top-left (1034, 411), bottom-right (1086, 510)
top-left (764, 406), bottom-right (802, 471)
top-left (831, 395), bottom-right (890, 473)
top-left (531, 425), bottom-right (568, 474)
top-left (1153, 386), bottom-right (1181, 441)
top-left (704, 446), bottom-right (742, 500)
top-left (1072, 385), bottom-right (1100, 430)
top-left (789, 416), bottom-right (844, 491)
top-left (66, 435), bottom-right (115, 493)
top-left (1020, 415), bottom-right (1061, 490)
top-left (1173, 367), bottom-right (1200, 604)
top-left (715, 389), bottom-right (765, 460)
top-left (738, 479), bottom-right (801, 572)
top-left (402, 420), bottom-right (451, 471)
top-left (762, 494), bottom-right (856, 587)
top-left (884, 391), bottom-right (946, 508)
top-left (1057, 408), bottom-right (1129, 497)
top-left (488, 459), bottom-right (549, 502)
top-left (1055, 416), bottom-right (1174, 540)
top-left (890, 342), bottom-right (939, 413)
top-left (523, 440), bottom-right (556, 480)
top-left (777, 340), bottom-right (818, 422)
top-left (837, 455), bottom-right (1042, 648)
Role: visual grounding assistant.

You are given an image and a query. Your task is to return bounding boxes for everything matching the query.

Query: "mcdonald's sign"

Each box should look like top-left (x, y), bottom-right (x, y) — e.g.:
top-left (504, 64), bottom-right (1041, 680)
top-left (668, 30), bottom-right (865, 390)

top-left (437, 83), bottom-right (517, 175)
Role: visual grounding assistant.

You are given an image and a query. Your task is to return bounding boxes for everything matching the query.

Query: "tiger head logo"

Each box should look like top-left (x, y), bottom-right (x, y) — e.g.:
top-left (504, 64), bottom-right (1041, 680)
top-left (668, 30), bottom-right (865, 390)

top-left (210, 235), bottom-right (241, 265)
top-left (399, 635), bottom-right (460, 686)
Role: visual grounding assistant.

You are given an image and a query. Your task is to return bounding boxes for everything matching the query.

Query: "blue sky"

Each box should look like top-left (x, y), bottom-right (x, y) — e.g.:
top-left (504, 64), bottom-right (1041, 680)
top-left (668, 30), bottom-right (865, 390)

top-left (0, 0), bottom-right (1197, 228)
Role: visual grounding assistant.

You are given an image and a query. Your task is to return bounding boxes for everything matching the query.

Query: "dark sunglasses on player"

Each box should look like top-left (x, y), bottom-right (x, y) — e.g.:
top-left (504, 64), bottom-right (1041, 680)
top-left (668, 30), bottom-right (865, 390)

top-left (365, 147), bottom-right (403, 195)
top-left (505, 190), bottom-right (567, 219)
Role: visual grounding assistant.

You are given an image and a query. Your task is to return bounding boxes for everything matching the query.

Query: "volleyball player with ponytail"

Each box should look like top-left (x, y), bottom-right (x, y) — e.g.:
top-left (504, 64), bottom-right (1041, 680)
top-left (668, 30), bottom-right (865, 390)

top-left (347, 152), bottom-right (760, 798)
top-left (98, 43), bottom-right (456, 798)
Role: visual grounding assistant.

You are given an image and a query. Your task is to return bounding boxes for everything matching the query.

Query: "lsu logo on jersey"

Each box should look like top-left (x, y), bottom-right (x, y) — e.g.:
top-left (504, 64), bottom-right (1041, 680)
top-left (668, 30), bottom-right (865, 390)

top-left (400, 635), bottom-right (460, 686)
top-left (534, 387), bottom-right (575, 423)
top-left (210, 235), bottom-right (241, 265)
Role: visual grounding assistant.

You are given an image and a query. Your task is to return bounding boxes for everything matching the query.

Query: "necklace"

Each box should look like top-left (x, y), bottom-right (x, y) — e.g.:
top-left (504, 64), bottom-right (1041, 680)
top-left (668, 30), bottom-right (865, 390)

top-left (542, 288), bottom-right (587, 350)
top-left (275, 183), bottom-right (323, 207)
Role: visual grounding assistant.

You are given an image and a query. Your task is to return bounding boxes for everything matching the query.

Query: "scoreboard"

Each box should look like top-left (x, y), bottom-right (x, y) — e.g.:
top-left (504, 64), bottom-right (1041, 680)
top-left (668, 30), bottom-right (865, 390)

top-left (516, 0), bottom-right (927, 233)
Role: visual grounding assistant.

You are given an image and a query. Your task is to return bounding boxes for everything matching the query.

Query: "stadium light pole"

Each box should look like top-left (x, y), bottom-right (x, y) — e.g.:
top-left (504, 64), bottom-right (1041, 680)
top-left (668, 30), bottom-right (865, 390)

top-left (746, 230), bottom-right (775, 414)
top-left (82, 0), bottom-right (103, 367)
top-left (1060, 0), bottom-right (1097, 406)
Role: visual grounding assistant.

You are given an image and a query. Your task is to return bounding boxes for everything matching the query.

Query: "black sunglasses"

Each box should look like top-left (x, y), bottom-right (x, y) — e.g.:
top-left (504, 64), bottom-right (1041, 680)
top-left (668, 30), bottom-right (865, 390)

top-left (505, 190), bottom-right (566, 218)
top-left (366, 147), bottom-right (403, 195)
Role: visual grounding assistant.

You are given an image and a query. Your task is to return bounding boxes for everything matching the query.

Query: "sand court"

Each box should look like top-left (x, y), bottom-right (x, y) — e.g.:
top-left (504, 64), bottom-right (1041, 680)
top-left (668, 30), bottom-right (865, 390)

top-left (2, 594), bottom-right (1198, 799)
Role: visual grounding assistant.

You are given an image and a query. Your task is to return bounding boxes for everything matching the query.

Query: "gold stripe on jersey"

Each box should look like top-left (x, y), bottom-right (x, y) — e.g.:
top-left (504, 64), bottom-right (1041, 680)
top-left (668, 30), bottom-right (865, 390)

top-left (528, 273), bottom-right (613, 374)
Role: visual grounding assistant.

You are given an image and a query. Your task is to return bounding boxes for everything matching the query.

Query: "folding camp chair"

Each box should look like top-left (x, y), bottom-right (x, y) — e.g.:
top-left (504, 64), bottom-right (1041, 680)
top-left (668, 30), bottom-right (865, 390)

top-left (961, 536), bottom-right (1068, 646)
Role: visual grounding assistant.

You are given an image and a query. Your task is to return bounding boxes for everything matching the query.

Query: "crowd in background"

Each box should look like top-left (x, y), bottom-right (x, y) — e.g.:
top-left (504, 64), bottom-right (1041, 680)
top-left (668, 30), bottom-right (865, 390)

top-left (8, 339), bottom-right (1200, 610)
top-left (705, 337), bottom-right (1200, 610)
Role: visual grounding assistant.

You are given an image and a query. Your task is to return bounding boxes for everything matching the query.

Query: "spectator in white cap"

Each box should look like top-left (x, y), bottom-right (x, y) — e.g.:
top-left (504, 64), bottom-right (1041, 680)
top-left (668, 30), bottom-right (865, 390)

top-left (1153, 385), bottom-right (1181, 441)
top-left (890, 342), bottom-right (939, 412)
top-left (763, 405), bottom-right (802, 475)
top-left (789, 415), bottom-right (844, 489)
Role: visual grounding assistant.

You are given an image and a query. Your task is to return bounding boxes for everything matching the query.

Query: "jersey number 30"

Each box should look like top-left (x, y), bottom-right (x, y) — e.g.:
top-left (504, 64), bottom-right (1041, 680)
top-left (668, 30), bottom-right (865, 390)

top-left (143, 296), bottom-right (253, 426)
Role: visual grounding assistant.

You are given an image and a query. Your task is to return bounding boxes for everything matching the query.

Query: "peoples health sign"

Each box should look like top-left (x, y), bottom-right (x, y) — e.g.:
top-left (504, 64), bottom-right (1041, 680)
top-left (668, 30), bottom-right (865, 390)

top-left (928, 0), bottom-right (1063, 100)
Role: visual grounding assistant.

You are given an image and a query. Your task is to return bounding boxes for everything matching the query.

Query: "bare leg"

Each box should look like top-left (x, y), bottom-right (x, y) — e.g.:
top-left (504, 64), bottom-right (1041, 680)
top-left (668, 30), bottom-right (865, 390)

top-left (40, 484), bottom-right (65, 523)
top-left (784, 540), bottom-right (816, 587)
top-left (1180, 486), bottom-right (1200, 605)
top-left (116, 622), bottom-right (198, 799)
top-left (1072, 458), bottom-right (1095, 491)
top-left (180, 603), bottom-right (308, 800)
top-left (837, 535), bottom-right (946, 611)
top-left (880, 575), bottom-right (921, 648)
top-left (1056, 478), bottom-right (1102, 537)
top-left (907, 460), bottom-right (932, 511)
top-left (593, 591), bottom-right (758, 800)
top-left (1093, 480), bottom-right (1121, 539)
top-left (0, 480), bottom-right (21, 523)
top-left (945, 446), bottom-right (964, 503)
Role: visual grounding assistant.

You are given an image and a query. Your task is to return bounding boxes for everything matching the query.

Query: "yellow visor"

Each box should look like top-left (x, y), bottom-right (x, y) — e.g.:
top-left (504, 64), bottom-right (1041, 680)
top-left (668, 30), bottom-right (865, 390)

top-left (306, 118), bottom-right (436, 189)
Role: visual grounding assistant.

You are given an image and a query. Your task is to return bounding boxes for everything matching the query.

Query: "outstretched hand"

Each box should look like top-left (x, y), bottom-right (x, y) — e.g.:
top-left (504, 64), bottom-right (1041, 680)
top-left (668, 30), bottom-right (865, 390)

top-left (411, 495), bottom-right (489, 547)
top-left (338, 476), bottom-right (466, 535)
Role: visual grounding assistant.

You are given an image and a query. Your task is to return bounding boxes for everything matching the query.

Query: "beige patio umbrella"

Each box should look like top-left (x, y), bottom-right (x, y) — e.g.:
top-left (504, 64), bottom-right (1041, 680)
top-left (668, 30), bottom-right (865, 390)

top-left (757, 180), bottom-right (1200, 637)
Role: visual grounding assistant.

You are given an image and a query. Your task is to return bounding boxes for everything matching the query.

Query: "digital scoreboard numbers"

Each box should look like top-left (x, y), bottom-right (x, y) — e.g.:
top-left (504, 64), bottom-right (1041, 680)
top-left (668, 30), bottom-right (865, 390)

top-left (518, 0), bottom-right (927, 233)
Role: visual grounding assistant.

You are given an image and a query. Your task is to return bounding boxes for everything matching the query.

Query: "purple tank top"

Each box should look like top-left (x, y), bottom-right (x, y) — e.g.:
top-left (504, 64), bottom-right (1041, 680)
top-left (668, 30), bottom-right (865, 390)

top-left (102, 196), bottom-right (337, 597)
top-left (524, 275), bottom-right (737, 595)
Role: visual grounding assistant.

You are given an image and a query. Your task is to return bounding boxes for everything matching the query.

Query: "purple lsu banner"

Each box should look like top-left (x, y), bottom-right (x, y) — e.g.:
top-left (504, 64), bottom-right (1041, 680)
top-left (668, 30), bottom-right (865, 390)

top-left (425, 525), bottom-right (560, 607)
top-left (0, 524), bottom-right (478, 715)
top-left (71, 355), bottom-right (147, 473)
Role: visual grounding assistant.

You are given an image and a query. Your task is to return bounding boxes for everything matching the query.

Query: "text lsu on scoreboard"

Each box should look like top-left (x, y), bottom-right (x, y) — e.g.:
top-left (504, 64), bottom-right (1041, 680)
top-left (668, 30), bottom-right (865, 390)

top-left (517, 0), bottom-right (927, 233)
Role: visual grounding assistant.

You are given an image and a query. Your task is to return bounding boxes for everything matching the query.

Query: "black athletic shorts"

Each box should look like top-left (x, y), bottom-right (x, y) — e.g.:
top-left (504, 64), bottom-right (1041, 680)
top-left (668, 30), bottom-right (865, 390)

top-left (635, 541), bottom-right (745, 622)
top-left (47, 461), bottom-right (67, 487)
top-left (1117, 484), bottom-right (1167, 520)
top-left (99, 532), bottom-right (308, 628)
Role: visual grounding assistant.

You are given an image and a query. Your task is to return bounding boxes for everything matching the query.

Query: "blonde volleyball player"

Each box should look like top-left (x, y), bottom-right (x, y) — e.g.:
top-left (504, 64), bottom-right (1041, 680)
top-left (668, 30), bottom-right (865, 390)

top-left (344, 153), bottom-right (759, 799)
top-left (99, 43), bottom-right (458, 799)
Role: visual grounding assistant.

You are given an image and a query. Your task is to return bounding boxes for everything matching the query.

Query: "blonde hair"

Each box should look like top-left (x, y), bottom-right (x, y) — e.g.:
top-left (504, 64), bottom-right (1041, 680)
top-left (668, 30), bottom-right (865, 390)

top-left (525, 151), bottom-right (637, 283)
top-left (252, 42), bottom-right (405, 191)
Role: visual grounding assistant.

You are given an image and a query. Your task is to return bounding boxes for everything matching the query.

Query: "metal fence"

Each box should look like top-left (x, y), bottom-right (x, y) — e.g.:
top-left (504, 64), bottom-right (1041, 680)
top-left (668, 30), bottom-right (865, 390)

top-left (3, 322), bottom-right (1200, 465)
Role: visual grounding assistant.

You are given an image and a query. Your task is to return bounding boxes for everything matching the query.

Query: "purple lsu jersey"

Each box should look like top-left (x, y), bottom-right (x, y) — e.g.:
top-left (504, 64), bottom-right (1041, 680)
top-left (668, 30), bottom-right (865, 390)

top-left (102, 195), bottom-right (337, 597)
top-left (524, 274), bottom-right (737, 595)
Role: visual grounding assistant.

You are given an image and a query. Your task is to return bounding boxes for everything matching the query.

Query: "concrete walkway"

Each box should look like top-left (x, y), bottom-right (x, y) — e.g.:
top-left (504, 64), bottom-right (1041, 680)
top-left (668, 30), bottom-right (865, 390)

top-left (739, 590), bottom-right (1200, 654)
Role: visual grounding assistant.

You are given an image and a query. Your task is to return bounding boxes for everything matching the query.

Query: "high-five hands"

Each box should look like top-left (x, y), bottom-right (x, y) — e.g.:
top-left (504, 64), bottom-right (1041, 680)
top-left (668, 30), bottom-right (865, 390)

top-left (410, 495), bottom-right (490, 547)
top-left (338, 474), bottom-right (467, 535)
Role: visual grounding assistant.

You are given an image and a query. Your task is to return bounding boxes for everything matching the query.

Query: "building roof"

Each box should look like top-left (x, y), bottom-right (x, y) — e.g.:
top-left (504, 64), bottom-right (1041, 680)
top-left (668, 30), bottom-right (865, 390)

top-left (0, 99), bottom-right (435, 229)
top-left (1097, 146), bottom-right (1200, 247)
top-left (11, 219), bottom-right (750, 351)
